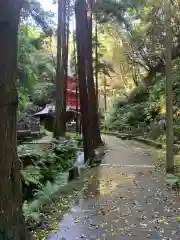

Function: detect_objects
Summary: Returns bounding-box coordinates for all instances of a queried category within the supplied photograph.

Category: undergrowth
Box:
[104,59,180,189]
[155,149,180,189]
[19,137,82,228]
[33,168,95,239]
[104,63,180,143]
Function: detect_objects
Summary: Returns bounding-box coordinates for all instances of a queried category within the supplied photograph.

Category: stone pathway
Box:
[46,135,180,240]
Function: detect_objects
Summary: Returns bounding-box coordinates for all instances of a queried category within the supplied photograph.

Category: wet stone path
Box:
[46,135,180,240]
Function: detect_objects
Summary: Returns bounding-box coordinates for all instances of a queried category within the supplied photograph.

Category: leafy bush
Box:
[23,200,42,227]
[73,135,83,149]
[166,174,180,190]
[128,87,149,103]
[23,171,74,228]
[21,138,80,227]
[105,101,147,131]
[104,64,180,142]
[21,165,43,187]
[21,138,78,200]
[126,104,146,125]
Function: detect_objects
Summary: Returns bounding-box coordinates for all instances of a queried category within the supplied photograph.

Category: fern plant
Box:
[34,181,58,201]
[23,200,41,224]
[21,165,43,187]
[166,174,180,189]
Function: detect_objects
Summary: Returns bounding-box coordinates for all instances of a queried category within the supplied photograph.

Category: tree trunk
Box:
[75,0,94,162]
[0,1,29,239]
[54,0,66,138]
[72,32,80,133]
[63,0,70,133]
[95,15,99,102]
[165,0,174,172]
[104,77,107,112]
[86,0,102,148]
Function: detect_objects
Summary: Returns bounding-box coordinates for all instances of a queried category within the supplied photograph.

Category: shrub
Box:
[21,138,78,201]
[128,87,149,103]
[21,138,80,228]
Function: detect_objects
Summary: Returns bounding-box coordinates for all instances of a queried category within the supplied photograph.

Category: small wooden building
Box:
[33,104,80,132]
[33,75,81,132]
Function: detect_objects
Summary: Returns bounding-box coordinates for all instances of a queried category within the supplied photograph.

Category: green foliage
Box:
[94,0,180,94]
[18,26,38,91]
[105,56,180,142]
[166,174,180,190]
[129,87,149,103]
[23,200,42,225]
[17,26,55,113]
[17,0,56,114]
[21,139,78,192]
[34,181,58,201]
[21,165,43,187]
[32,82,55,105]
[23,170,79,228]
[22,0,55,34]
[94,0,126,24]
[105,101,146,131]
[21,138,80,227]
[73,135,83,149]
[23,173,68,226]
[18,87,30,114]
[69,31,114,82]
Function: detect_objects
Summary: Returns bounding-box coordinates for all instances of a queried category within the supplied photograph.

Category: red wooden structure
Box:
[33,75,81,131]
[66,76,80,111]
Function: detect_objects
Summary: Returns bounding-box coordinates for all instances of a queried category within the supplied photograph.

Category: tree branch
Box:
[126,53,149,71]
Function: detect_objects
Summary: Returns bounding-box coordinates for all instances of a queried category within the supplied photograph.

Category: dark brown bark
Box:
[95,17,99,100]
[72,32,80,133]
[75,0,94,162]
[63,0,69,80]
[62,0,70,133]
[54,0,66,138]
[86,0,102,148]
[75,84,79,133]
[0,1,29,239]
[165,0,174,172]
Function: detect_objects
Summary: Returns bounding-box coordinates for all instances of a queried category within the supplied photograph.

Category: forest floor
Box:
[40,135,180,240]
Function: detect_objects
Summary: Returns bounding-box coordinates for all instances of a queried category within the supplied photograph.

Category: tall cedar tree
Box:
[75,0,95,162]
[86,0,102,148]
[165,0,174,172]
[0,1,29,239]
[95,15,99,101]
[63,0,70,132]
[54,0,67,138]
[72,31,80,133]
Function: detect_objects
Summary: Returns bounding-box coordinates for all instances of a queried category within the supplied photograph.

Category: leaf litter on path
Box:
[36,136,180,239]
